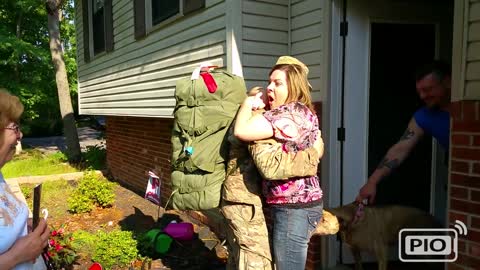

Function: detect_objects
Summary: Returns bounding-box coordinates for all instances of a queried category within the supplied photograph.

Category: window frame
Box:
[134,0,205,40]
[88,0,106,57]
[82,0,114,62]
[145,0,184,33]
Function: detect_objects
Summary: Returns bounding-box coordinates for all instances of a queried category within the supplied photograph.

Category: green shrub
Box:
[48,151,68,163]
[71,230,96,258]
[67,192,94,213]
[67,171,115,213]
[93,230,138,270]
[82,144,106,170]
[72,230,138,270]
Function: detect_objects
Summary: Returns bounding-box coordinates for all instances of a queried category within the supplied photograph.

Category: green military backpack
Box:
[170,68,247,210]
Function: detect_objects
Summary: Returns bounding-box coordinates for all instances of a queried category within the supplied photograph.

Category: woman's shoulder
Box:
[264,102,318,134]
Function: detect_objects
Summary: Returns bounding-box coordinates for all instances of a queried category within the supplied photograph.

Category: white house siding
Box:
[453,0,480,100]
[466,0,480,99]
[75,0,227,117]
[290,0,325,102]
[240,0,326,103]
[241,0,289,90]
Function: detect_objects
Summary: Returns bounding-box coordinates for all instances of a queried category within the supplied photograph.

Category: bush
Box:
[71,230,96,257]
[72,230,139,270]
[48,151,69,163]
[93,230,138,269]
[67,171,116,213]
[82,144,106,170]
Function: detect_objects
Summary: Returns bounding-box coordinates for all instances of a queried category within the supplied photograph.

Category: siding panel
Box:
[466,62,480,80]
[290,0,324,96]
[243,27,288,43]
[291,24,322,42]
[465,81,480,97]
[241,0,289,89]
[79,3,227,77]
[291,7,322,29]
[470,1,480,21]
[243,14,288,31]
[469,22,480,41]
[243,41,288,56]
[467,42,480,60]
[243,1,288,17]
[291,37,323,55]
[76,0,228,116]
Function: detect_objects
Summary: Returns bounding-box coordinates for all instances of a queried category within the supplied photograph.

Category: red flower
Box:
[51,230,58,236]
[49,239,56,246]
[55,243,63,252]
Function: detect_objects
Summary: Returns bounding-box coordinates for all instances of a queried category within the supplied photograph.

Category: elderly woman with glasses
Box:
[0,89,50,269]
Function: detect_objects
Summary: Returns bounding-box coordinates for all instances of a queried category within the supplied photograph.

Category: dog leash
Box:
[351,202,365,225]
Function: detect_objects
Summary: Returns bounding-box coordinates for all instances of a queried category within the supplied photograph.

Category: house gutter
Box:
[288,0,291,54]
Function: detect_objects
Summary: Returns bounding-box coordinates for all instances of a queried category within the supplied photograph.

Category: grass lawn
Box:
[20,179,75,218]
[2,149,79,178]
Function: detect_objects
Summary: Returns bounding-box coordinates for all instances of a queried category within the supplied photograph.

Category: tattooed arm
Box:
[356,117,424,204]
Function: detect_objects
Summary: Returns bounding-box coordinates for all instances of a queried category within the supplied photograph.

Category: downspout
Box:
[288,0,291,55]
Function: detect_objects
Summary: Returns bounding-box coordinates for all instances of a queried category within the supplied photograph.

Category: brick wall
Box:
[106,116,174,200]
[106,101,324,269]
[449,100,480,269]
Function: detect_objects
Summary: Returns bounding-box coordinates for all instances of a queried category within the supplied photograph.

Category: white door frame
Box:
[326,0,451,267]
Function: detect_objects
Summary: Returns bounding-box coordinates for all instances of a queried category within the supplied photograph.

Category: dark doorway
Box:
[368,23,436,211]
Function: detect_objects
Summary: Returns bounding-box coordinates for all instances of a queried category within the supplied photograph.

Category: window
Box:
[92,0,105,54]
[134,0,205,40]
[82,0,114,62]
[152,1,180,26]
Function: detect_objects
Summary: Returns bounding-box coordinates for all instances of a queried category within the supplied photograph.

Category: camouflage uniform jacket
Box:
[222,129,319,205]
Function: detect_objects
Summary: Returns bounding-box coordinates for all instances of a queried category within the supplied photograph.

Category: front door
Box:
[329,0,453,265]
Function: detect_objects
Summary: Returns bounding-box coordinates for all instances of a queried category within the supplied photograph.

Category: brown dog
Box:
[326,203,440,270]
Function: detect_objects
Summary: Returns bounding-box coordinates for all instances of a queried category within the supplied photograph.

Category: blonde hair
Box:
[269,64,314,112]
[0,89,24,145]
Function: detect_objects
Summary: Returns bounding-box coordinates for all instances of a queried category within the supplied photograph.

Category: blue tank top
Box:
[413,107,450,149]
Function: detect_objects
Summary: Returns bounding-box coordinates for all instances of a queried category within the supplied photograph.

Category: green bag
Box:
[170,69,247,210]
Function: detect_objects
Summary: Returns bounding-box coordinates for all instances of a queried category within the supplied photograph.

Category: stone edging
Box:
[6,170,105,184]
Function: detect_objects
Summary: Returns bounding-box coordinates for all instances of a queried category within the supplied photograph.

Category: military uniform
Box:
[222,129,319,270]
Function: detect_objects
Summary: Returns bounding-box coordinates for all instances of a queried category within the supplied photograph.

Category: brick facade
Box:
[106,102,324,269]
[449,101,480,269]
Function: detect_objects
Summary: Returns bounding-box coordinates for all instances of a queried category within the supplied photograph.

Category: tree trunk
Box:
[14,10,22,81]
[46,2,81,163]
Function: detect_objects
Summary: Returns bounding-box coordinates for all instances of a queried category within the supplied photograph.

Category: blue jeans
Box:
[271,202,323,270]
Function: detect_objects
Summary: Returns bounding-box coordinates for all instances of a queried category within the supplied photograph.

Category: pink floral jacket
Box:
[261,102,323,205]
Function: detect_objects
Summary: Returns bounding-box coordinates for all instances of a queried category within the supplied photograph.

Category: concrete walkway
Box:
[5,178,28,205]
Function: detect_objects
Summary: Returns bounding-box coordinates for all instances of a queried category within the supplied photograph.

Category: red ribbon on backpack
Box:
[200,72,218,93]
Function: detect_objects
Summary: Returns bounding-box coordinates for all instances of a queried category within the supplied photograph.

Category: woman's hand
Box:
[1,218,50,268]
[243,92,265,111]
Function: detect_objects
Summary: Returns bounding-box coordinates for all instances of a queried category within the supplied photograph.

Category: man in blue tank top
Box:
[356,61,451,204]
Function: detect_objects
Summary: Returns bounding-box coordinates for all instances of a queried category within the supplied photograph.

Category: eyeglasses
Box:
[4,124,21,134]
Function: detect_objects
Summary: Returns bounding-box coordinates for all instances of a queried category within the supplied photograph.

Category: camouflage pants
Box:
[222,202,273,270]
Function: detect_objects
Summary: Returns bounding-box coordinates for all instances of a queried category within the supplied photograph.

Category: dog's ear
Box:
[326,203,357,223]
